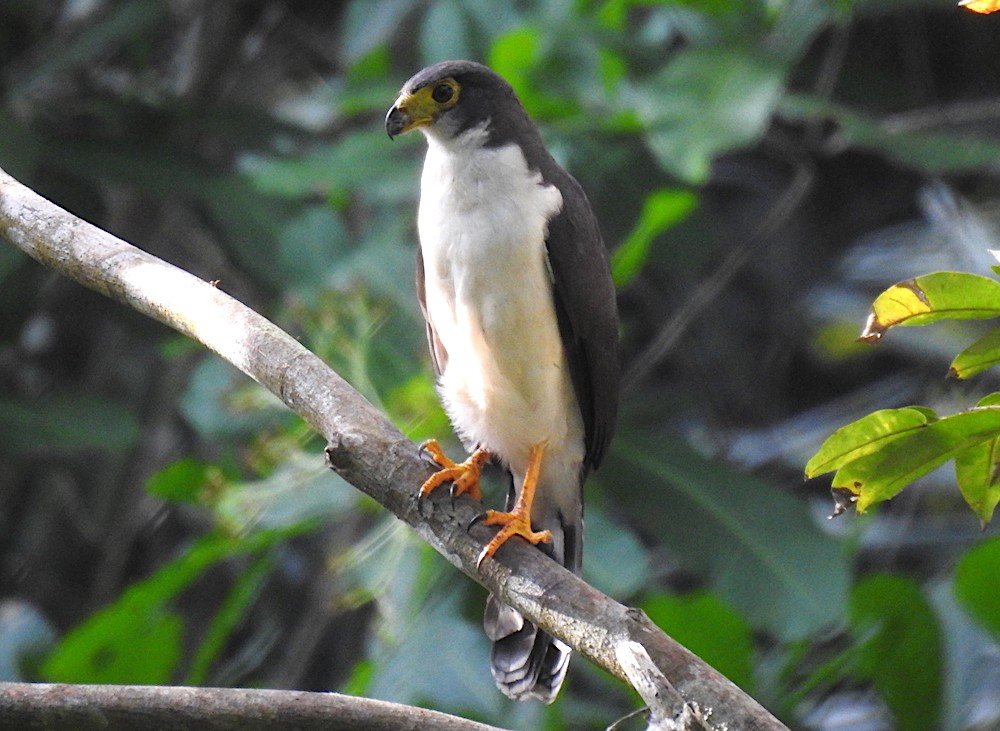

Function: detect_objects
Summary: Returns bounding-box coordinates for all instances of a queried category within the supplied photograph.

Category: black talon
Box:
[418,439,447,467]
[415,488,430,517]
[468,511,488,533]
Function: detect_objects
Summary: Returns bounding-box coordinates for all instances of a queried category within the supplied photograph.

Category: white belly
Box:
[417,133,585,488]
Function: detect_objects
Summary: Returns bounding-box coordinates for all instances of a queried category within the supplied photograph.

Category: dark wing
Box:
[544,172,619,473]
[415,248,448,377]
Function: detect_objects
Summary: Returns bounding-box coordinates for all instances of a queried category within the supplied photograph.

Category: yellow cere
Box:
[393,78,461,133]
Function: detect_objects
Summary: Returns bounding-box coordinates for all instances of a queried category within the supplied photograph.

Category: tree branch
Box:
[0,683,511,731]
[0,167,789,730]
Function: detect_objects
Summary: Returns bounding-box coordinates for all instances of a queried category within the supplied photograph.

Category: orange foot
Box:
[476,441,551,568]
[418,439,489,507]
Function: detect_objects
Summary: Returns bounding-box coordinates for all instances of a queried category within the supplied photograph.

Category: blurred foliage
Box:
[849,574,943,731]
[2,1,1000,729]
[955,536,1000,641]
[42,527,306,685]
[643,590,755,691]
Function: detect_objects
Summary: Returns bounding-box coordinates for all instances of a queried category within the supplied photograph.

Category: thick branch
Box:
[0,683,510,731]
[0,167,789,730]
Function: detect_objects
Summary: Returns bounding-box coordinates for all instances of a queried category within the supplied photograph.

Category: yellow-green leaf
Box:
[949,325,1000,379]
[831,407,1000,512]
[954,439,1000,524]
[953,393,1000,523]
[976,392,1000,407]
[859,272,1000,343]
[805,407,938,479]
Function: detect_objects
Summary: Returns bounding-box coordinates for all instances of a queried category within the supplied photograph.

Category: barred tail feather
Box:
[482,476,582,703]
[484,596,571,703]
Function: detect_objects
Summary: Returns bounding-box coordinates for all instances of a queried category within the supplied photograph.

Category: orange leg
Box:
[418,439,489,503]
[476,440,552,568]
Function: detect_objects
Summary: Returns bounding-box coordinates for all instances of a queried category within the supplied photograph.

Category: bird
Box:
[385,60,619,703]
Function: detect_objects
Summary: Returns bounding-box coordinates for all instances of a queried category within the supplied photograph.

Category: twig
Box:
[881,97,1000,134]
[616,641,714,730]
[0,167,789,730]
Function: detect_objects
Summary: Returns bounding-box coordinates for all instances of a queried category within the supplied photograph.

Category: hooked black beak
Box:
[385,89,436,139]
[385,104,408,139]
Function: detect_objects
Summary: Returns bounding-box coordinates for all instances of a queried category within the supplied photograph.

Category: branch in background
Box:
[882,97,1000,134]
[0,683,511,731]
[0,167,789,730]
[621,164,814,395]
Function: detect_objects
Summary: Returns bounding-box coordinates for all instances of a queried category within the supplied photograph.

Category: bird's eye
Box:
[432,83,454,104]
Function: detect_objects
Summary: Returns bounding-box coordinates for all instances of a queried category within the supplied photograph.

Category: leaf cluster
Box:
[808,270,1000,523]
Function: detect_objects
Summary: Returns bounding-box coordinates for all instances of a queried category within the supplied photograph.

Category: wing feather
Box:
[543,172,619,472]
[415,248,448,377]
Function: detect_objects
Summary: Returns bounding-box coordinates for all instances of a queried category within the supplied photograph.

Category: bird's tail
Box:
[482,474,582,703]
[484,595,572,703]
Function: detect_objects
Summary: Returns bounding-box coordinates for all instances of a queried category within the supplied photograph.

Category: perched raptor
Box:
[385,60,619,703]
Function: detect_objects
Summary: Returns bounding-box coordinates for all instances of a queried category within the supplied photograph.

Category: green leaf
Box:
[611,188,698,287]
[850,575,941,731]
[145,458,216,505]
[42,529,304,684]
[949,324,1000,379]
[489,27,539,87]
[42,535,231,684]
[643,591,754,691]
[954,537,1000,640]
[607,434,850,639]
[957,448,1000,524]
[831,407,1000,512]
[805,407,938,478]
[45,609,184,686]
[953,398,1000,523]
[488,28,550,117]
[859,272,1000,344]
[597,48,628,94]
[633,45,786,183]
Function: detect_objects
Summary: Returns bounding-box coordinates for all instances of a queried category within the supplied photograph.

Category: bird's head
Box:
[385,60,523,145]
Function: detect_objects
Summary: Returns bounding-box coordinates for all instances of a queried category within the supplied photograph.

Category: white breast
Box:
[417,126,585,489]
